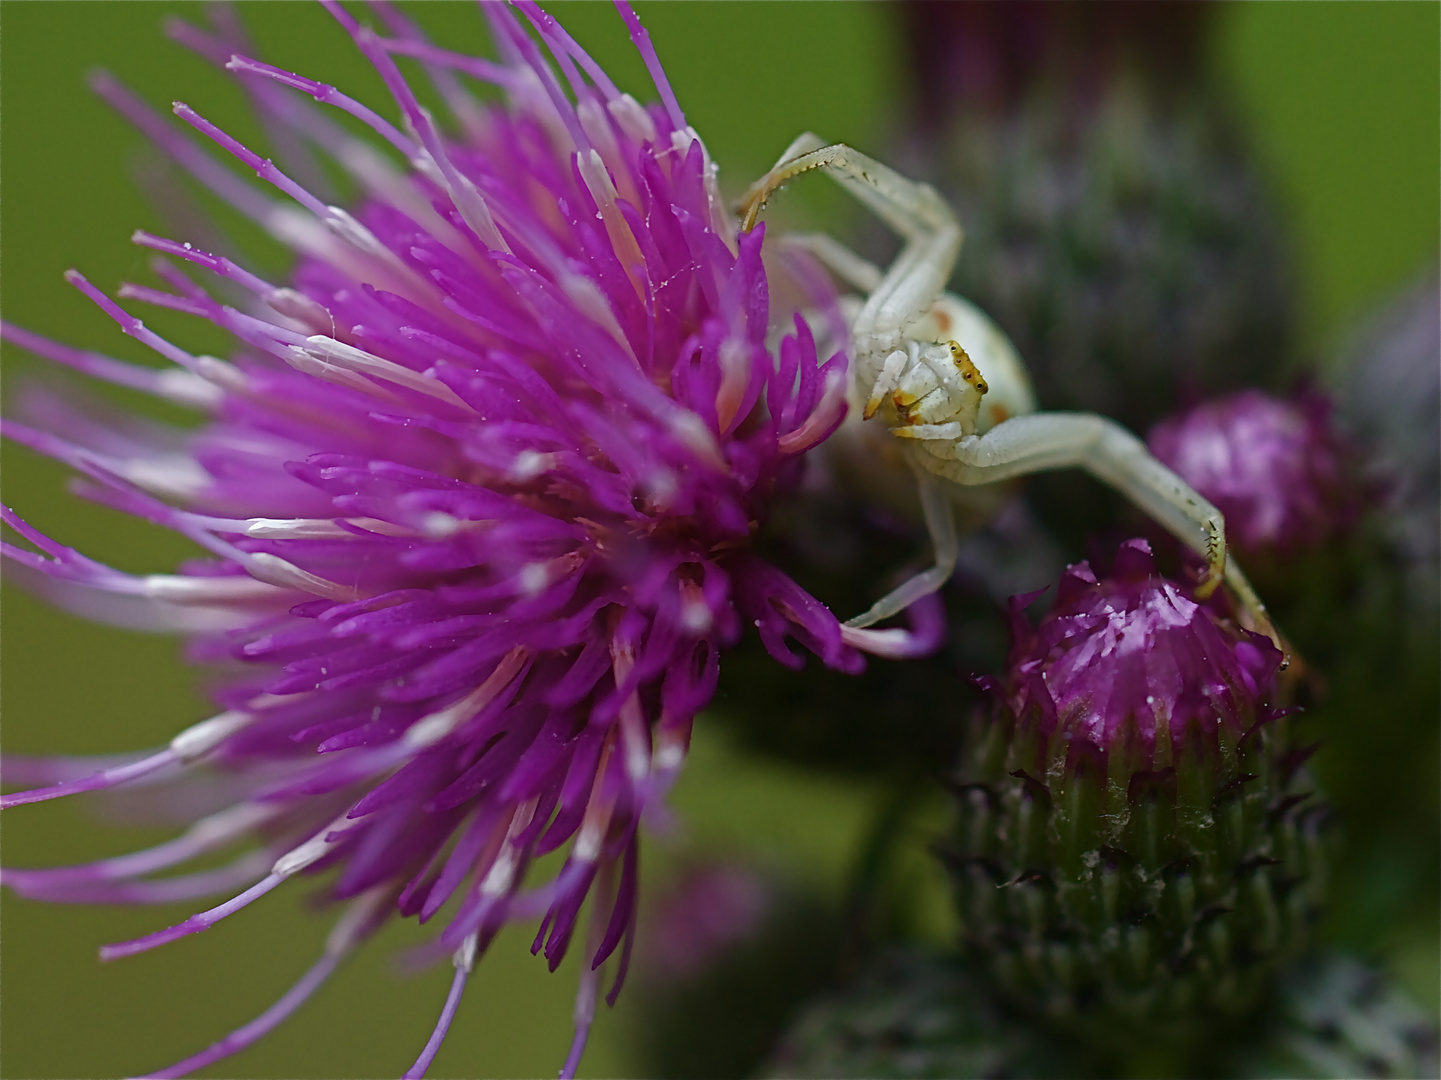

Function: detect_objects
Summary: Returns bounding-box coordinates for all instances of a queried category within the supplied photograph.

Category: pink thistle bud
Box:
[1148,389,1361,558]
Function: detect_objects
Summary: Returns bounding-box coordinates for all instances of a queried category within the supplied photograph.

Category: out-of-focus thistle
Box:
[1144,386,1371,673]
[764,948,1441,1080]
[1239,953,1441,1080]
[640,863,772,984]
[945,540,1326,1059]
[0,4,899,1076]
[1332,271,1441,615]
[1148,389,1360,564]
[897,1,1295,434]
[631,863,847,1080]
[764,949,1069,1080]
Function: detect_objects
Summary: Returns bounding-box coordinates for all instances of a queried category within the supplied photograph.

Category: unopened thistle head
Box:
[948,540,1326,1056]
[0,5,900,1076]
[1147,389,1360,559]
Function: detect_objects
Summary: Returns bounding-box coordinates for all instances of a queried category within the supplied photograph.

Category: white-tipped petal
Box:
[403,646,530,750]
[143,573,287,605]
[302,336,469,408]
[245,552,359,601]
[272,813,365,878]
[170,710,254,760]
[607,93,657,144]
[154,369,226,409]
[191,354,250,394]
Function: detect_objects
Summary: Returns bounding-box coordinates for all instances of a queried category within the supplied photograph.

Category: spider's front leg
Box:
[738,135,961,366]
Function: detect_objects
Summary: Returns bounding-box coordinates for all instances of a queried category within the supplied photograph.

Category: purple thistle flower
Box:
[0,5,908,1075]
[1147,389,1360,558]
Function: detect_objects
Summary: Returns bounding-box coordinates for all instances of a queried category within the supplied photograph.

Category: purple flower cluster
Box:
[993,538,1283,757]
[1147,389,1359,557]
[0,5,897,1075]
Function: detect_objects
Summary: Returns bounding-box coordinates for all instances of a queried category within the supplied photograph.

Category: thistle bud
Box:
[945,540,1327,1052]
[1147,389,1361,561]
[1146,388,1377,670]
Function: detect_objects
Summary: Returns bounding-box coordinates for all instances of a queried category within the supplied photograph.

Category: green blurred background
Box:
[1,3,1435,1077]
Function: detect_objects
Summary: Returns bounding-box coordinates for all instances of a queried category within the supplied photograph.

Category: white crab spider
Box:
[740,134,1277,645]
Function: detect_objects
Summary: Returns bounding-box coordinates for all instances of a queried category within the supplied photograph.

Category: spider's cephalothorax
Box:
[871,340,987,432]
